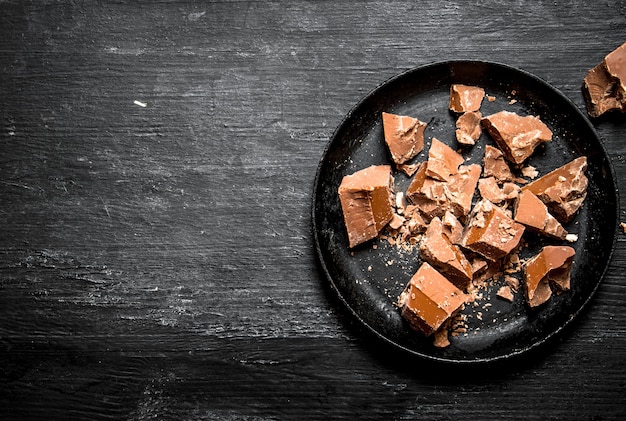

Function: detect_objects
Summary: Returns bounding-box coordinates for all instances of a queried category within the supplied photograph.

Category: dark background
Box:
[1,1,625,420]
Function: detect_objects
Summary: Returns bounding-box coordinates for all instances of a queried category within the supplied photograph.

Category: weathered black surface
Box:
[1,1,625,420]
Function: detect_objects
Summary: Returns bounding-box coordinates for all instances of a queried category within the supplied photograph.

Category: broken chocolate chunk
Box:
[449,84,485,113]
[583,41,626,118]
[398,262,467,336]
[522,157,588,222]
[338,165,394,248]
[481,111,553,164]
[455,111,482,146]
[382,112,427,165]
[441,211,464,245]
[406,162,480,221]
[483,145,514,183]
[514,190,568,240]
[523,245,575,307]
[478,177,506,204]
[426,138,464,181]
[462,199,525,261]
[420,217,473,290]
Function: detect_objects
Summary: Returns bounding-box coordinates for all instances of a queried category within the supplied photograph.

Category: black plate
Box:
[312,61,618,363]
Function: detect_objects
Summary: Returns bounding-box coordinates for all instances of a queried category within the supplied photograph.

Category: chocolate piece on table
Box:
[514,190,567,240]
[426,138,464,181]
[398,262,467,336]
[462,199,525,261]
[522,157,588,222]
[481,111,553,164]
[449,84,485,113]
[455,111,482,146]
[523,246,575,308]
[382,112,427,165]
[338,165,394,248]
[483,145,514,183]
[582,41,626,117]
[420,217,473,290]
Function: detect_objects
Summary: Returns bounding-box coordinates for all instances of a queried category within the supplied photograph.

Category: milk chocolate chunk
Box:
[514,190,567,240]
[447,164,482,218]
[478,177,506,204]
[449,84,485,113]
[406,163,480,221]
[583,42,626,117]
[483,145,514,183]
[442,211,464,245]
[462,199,525,261]
[382,112,427,165]
[522,157,588,222]
[481,111,553,164]
[455,111,482,146]
[478,177,519,204]
[338,165,394,248]
[426,138,464,181]
[420,217,473,290]
[398,262,467,336]
[523,246,575,307]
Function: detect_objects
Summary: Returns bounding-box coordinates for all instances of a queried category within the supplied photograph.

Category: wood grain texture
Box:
[1,0,625,419]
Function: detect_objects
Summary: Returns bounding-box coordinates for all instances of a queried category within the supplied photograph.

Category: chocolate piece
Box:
[478,177,505,204]
[338,165,394,248]
[448,164,482,218]
[426,138,464,181]
[523,246,575,307]
[406,163,480,221]
[382,112,427,165]
[420,217,473,290]
[398,262,467,336]
[478,177,520,204]
[455,111,482,146]
[481,111,553,164]
[449,84,485,113]
[462,199,525,261]
[442,211,463,245]
[583,42,626,117]
[483,145,514,183]
[522,157,588,222]
[514,190,567,240]
[496,285,514,302]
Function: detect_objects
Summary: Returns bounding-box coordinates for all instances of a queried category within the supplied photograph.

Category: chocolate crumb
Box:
[496,285,514,302]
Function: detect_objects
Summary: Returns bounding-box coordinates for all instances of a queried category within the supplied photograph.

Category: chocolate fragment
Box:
[406,162,481,221]
[449,84,485,113]
[398,262,467,336]
[582,42,626,118]
[514,190,567,239]
[426,138,464,181]
[523,246,575,307]
[478,177,506,204]
[483,145,514,183]
[496,285,514,302]
[441,211,464,245]
[338,165,394,248]
[420,217,473,290]
[382,112,427,165]
[481,111,553,164]
[455,111,482,146]
[522,157,588,222]
[462,199,525,261]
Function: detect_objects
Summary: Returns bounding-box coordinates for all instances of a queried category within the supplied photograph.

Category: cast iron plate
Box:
[312,61,618,363]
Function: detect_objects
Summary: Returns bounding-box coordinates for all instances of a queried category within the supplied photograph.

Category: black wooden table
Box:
[1,1,625,420]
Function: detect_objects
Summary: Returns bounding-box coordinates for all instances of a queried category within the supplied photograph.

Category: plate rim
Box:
[311,59,619,364]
